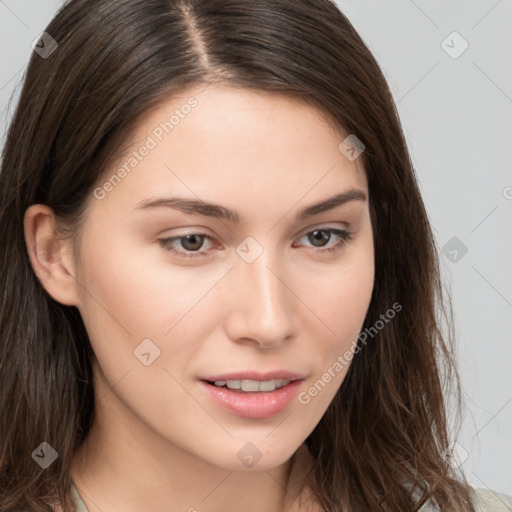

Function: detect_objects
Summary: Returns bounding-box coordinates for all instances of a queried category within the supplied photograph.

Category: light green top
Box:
[69,481,88,512]
[69,481,512,511]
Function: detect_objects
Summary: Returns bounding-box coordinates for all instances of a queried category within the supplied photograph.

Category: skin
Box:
[24,84,374,512]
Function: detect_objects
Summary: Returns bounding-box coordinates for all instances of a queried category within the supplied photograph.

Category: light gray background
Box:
[1,0,511,496]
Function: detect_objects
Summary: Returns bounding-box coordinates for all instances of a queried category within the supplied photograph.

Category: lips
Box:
[199,370,305,419]
[200,379,303,419]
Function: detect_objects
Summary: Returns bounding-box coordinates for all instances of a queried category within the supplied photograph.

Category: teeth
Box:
[213,379,291,392]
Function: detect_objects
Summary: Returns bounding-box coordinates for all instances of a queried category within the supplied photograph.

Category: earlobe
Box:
[23,204,81,307]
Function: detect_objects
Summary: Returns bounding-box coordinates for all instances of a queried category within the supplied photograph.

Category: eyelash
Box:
[158,227,354,259]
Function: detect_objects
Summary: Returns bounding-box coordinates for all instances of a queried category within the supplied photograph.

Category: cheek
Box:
[74,235,223,433]
[299,233,374,405]
[310,236,374,345]
[295,255,374,416]
[76,227,217,335]
[74,230,227,393]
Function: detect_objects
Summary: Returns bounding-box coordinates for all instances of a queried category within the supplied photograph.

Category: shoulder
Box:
[471,487,512,512]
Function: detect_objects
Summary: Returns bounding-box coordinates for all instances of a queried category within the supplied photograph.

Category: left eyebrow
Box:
[296,188,367,220]
[133,188,367,223]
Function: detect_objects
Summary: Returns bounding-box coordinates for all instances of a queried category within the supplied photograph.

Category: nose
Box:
[224,247,296,349]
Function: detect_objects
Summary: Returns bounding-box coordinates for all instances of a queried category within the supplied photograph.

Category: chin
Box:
[195,437,300,472]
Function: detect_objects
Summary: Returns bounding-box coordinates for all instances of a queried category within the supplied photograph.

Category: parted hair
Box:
[0,0,475,510]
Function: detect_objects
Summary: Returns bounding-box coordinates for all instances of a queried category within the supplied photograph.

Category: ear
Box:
[23,204,81,306]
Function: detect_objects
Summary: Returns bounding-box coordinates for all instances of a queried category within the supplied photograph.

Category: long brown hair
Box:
[0,0,475,510]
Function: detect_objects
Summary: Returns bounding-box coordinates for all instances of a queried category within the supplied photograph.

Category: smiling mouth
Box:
[203,378,292,393]
[200,377,303,418]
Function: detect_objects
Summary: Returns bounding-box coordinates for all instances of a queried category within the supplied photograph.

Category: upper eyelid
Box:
[298,223,351,236]
[166,223,349,238]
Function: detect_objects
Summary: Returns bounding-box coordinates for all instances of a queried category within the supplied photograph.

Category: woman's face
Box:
[70,84,374,470]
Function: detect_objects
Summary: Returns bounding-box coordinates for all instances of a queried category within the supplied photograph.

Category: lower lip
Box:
[199,379,303,419]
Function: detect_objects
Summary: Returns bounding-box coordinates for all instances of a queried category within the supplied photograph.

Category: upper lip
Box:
[201,371,305,382]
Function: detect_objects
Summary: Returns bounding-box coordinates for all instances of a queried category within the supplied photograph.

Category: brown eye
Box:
[296,227,353,254]
[307,229,332,247]
[179,234,207,251]
[159,233,214,258]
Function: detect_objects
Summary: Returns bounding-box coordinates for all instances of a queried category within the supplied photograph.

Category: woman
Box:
[0,0,510,510]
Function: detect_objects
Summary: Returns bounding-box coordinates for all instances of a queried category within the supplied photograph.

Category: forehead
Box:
[119,83,357,165]
[92,84,368,220]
